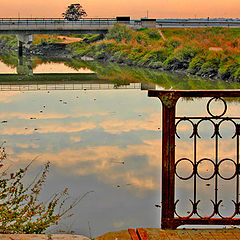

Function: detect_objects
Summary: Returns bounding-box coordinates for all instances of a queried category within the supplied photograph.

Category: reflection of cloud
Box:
[100,113,161,134]
[176,139,236,160]
[1,121,96,135]
[12,139,161,193]
[70,136,82,142]
[15,143,39,149]
[0,111,108,120]
[0,92,22,103]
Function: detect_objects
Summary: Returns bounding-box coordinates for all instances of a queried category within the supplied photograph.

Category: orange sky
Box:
[0,0,239,19]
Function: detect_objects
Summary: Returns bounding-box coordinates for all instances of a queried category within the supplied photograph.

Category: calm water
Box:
[0,56,240,237]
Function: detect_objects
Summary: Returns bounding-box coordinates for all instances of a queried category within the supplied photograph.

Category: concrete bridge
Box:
[1,17,240,56]
[0,18,240,35]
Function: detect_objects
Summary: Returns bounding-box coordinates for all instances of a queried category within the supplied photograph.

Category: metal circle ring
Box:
[217,158,237,180]
[175,158,194,180]
[206,97,227,118]
[196,158,216,180]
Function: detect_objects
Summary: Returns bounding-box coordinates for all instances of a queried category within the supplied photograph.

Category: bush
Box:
[218,59,239,80]
[145,28,161,40]
[234,67,240,81]
[163,38,182,49]
[188,55,206,74]
[106,24,134,43]
[138,48,170,67]
[0,145,91,234]
[199,51,223,76]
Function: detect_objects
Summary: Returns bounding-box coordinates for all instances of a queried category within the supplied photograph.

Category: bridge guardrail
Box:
[148,90,240,229]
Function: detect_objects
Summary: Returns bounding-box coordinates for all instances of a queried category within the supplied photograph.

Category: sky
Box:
[0,0,240,19]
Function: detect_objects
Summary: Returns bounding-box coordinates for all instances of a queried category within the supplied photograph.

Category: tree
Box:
[62,3,87,21]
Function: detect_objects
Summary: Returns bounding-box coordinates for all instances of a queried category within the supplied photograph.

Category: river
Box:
[0,55,240,237]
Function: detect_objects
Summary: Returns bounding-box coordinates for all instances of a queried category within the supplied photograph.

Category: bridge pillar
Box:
[17,56,33,76]
[16,34,33,57]
[18,41,23,57]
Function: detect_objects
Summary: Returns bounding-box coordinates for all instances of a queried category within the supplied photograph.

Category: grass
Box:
[67,24,240,81]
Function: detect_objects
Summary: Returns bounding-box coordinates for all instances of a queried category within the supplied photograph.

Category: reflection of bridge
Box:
[0,79,155,91]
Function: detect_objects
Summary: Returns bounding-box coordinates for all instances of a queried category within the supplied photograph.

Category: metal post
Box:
[160,95,179,229]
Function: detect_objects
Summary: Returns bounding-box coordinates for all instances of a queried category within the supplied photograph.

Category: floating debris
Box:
[63,102,67,104]
[1,120,7,123]
[155,204,161,208]
[111,161,124,164]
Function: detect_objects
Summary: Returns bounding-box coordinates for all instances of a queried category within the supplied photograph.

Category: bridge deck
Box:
[0,18,240,34]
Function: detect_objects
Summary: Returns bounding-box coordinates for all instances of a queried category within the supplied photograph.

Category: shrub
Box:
[106,24,134,43]
[0,145,92,234]
[199,51,223,76]
[163,38,182,49]
[188,55,206,74]
[234,67,240,81]
[145,28,161,40]
[218,59,239,80]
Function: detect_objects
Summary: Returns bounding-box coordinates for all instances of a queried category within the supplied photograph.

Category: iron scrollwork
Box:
[175,97,240,221]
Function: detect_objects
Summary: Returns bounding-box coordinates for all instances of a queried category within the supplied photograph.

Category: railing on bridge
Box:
[148,90,240,229]
[0,82,142,91]
[0,18,240,29]
[0,18,117,26]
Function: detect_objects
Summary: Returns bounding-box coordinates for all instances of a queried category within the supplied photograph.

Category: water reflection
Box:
[0,55,239,236]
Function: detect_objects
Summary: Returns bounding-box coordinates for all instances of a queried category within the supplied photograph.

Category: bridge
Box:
[0,18,240,35]
[1,17,240,56]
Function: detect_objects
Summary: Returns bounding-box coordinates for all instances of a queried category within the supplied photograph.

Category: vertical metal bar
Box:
[161,99,178,229]
[236,126,239,207]
[193,125,197,211]
[215,127,219,213]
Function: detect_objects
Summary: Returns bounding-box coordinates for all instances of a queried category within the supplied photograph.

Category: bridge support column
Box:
[18,41,23,57]
[16,34,33,57]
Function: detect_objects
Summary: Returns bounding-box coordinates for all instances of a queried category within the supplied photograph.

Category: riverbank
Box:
[0,26,240,81]
[67,25,240,81]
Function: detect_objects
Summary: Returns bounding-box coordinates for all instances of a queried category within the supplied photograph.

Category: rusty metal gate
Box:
[148,90,240,229]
